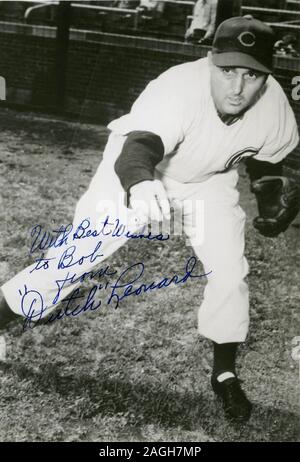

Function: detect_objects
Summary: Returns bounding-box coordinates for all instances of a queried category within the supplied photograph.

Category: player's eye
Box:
[245,71,258,80]
[221,67,235,76]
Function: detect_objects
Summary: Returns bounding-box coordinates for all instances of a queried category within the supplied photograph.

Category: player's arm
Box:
[245,156,300,238]
[245,90,300,237]
[245,157,284,182]
[114,130,170,221]
[114,130,164,192]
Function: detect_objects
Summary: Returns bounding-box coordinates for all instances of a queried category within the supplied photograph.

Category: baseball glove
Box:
[251,176,300,237]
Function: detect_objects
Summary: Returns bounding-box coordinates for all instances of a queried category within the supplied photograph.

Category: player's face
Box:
[209,61,268,116]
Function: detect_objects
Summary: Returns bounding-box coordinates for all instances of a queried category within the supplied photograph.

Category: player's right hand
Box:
[129,179,171,222]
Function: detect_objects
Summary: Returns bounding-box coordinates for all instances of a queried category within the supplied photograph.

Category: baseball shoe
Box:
[211,374,252,422]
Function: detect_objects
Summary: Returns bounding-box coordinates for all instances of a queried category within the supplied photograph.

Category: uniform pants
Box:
[1,134,249,343]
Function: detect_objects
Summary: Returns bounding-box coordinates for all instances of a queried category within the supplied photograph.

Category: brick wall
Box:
[0,21,299,175]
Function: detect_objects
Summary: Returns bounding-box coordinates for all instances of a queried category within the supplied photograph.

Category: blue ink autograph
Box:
[30,216,169,254]
[19,284,102,330]
[29,240,105,273]
[20,257,212,330]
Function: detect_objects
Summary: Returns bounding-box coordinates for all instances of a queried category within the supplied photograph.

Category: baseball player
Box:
[0,16,299,422]
[185,0,218,44]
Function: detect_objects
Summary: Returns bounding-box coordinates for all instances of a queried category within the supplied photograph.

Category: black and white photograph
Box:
[0,0,299,446]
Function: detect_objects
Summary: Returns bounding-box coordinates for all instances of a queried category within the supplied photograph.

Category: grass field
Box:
[0,108,299,442]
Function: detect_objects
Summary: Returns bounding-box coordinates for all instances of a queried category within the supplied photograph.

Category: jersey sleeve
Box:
[107,68,191,155]
[254,86,299,164]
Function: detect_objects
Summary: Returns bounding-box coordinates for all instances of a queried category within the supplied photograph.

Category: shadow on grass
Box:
[0,360,299,442]
[0,108,108,150]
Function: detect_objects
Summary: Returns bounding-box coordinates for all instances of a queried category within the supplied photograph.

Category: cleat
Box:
[211,375,252,422]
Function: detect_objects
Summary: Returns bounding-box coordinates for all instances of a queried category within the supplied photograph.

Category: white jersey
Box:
[108,57,299,183]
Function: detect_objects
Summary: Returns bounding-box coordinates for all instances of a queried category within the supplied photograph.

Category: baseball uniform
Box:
[1,56,298,343]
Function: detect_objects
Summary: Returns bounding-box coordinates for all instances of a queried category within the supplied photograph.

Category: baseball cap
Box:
[212,16,275,74]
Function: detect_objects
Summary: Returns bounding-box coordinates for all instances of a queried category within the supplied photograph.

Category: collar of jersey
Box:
[217,112,244,126]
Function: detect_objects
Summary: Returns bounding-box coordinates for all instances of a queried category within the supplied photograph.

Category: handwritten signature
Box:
[30,215,169,254]
[20,257,212,330]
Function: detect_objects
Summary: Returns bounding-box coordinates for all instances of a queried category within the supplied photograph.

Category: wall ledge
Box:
[0,21,299,70]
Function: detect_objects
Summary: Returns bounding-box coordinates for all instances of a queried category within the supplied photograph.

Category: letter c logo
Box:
[238,31,256,47]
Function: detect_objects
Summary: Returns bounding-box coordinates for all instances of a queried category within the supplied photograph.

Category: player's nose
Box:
[231,75,244,95]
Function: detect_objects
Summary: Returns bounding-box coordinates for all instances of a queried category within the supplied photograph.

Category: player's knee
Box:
[207,259,249,292]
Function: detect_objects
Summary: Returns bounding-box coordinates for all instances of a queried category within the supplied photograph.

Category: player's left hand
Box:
[251,175,300,237]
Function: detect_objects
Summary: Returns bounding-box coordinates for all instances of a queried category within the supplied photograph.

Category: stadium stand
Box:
[0,0,299,47]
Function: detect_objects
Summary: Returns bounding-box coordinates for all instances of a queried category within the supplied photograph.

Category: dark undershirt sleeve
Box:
[114,130,164,192]
[245,157,284,183]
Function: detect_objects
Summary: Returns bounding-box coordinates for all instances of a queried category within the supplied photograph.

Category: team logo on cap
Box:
[237,31,256,47]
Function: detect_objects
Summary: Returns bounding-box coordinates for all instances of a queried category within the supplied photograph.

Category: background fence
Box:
[0,1,300,176]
